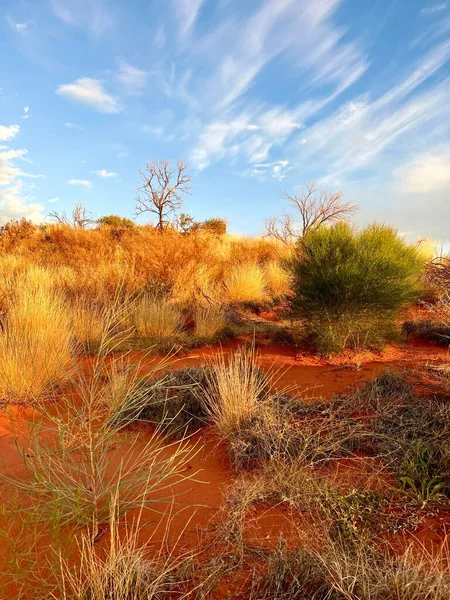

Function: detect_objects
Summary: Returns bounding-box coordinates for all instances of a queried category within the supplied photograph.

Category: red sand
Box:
[0,338,449,597]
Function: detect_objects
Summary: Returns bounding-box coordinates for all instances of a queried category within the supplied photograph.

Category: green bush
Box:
[290,223,424,354]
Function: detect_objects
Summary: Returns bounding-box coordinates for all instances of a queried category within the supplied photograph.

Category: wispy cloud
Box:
[191,107,303,170]
[22,106,31,120]
[0,124,20,142]
[56,78,122,113]
[421,2,449,15]
[48,197,60,203]
[176,0,205,39]
[116,60,149,95]
[93,169,118,178]
[246,160,291,181]
[52,0,113,36]
[67,179,92,188]
[64,122,84,130]
[287,41,450,182]
[14,21,31,32]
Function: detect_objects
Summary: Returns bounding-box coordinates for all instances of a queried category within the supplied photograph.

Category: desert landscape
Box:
[2,0,450,597]
[0,177,449,598]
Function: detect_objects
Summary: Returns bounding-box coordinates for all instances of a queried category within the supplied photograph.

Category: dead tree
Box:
[265,182,358,243]
[135,160,191,231]
[48,202,94,228]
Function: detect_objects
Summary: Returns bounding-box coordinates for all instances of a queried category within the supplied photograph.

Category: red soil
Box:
[0,338,448,597]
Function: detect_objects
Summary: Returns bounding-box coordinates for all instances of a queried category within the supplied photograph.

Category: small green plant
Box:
[290,222,424,354]
[398,440,447,506]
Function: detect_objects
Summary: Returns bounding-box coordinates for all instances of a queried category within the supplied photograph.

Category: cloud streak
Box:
[56,78,122,113]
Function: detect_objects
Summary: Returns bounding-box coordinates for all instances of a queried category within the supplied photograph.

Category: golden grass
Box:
[69,299,104,349]
[130,294,183,339]
[225,262,267,303]
[264,260,291,298]
[0,270,73,400]
[202,346,266,436]
[194,304,226,339]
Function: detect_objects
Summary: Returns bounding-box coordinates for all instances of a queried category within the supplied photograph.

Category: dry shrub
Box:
[225,263,267,304]
[0,269,73,400]
[194,304,226,339]
[264,260,291,298]
[130,295,183,339]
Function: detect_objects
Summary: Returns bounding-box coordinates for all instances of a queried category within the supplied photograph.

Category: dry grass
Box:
[130,294,183,339]
[225,263,267,304]
[201,346,267,436]
[0,269,73,400]
[58,497,186,600]
[263,260,291,298]
[193,304,226,339]
[2,351,199,530]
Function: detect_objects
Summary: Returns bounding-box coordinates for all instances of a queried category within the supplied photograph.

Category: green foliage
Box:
[97,215,135,229]
[201,218,227,235]
[290,222,424,354]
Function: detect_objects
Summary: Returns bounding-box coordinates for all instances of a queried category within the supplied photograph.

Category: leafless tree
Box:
[135,160,192,231]
[48,202,94,228]
[265,182,358,243]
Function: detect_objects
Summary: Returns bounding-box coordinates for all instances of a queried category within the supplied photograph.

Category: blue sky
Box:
[1,0,450,239]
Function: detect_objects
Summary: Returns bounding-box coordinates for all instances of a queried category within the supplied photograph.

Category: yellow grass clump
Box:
[202,347,266,436]
[130,294,183,339]
[225,263,267,304]
[194,304,226,339]
[0,270,73,400]
[264,260,291,298]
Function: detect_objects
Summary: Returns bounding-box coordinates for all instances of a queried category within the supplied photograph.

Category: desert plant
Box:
[113,366,213,437]
[263,261,291,299]
[130,294,183,340]
[1,352,200,532]
[0,270,73,400]
[193,304,226,339]
[290,222,424,354]
[201,347,268,436]
[225,263,267,304]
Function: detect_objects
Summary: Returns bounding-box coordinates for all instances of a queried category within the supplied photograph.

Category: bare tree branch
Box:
[48,202,94,228]
[265,182,358,243]
[134,159,192,231]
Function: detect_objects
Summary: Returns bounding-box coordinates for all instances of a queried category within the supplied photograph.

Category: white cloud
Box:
[67,179,92,188]
[421,3,449,15]
[0,139,45,223]
[93,169,118,178]
[64,122,84,130]
[0,124,20,142]
[287,42,450,182]
[48,197,60,203]
[191,107,303,170]
[56,78,122,113]
[196,0,366,112]
[116,60,149,95]
[14,21,31,32]
[176,0,205,38]
[247,160,291,181]
[394,147,450,193]
[52,0,113,36]
[22,106,31,120]
[0,182,45,224]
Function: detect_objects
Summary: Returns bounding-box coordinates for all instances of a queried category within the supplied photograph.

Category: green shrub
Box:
[290,223,424,354]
